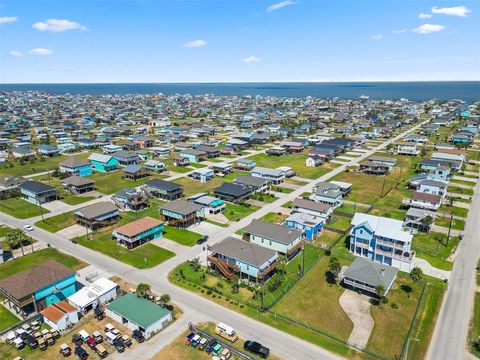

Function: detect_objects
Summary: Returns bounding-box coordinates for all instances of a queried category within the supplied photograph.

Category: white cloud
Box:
[29,48,53,56]
[392,29,407,34]
[182,39,207,48]
[418,13,433,19]
[8,50,23,57]
[242,56,260,63]
[432,6,471,17]
[32,19,87,32]
[412,24,446,34]
[267,1,295,12]
[370,34,383,40]
[0,16,18,24]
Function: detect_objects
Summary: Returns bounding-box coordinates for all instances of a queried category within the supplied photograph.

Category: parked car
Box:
[104,323,115,333]
[94,307,105,320]
[51,330,61,339]
[121,334,132,347]
[13,338,25,350]
[243,340,270,359]
[191,334,201,347]
[221,348,232,360]
[95,344,108,358]
[132,329,145,343]
[205,339,217,353]
[197,235,209,244]
[59,343,72,357]
[26,334,38,349]
[74,346,88,360]
[198,337,208,349]
[105,332,118,345]
[44,333,55,346]
[185,332,195,345]
[86,336,96,349]
[38,338,47,351]
[212,343,223,356]
[78,330,90,343]
[72,334,83,346]
[92,331,103,343]
[113,338,125,353]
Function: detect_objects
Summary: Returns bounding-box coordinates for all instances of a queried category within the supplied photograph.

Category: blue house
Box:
[38,144,60,157]
[112,216,164,249]
[59,157,93,176]
[179,149,207,163]
[208,237,278,282]
[19,180,58,204]
[285,212,324,241]
[88,153,119,172]
[0,260,77,316]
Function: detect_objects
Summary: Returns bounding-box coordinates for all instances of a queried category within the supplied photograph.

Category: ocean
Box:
[1,82,479,102]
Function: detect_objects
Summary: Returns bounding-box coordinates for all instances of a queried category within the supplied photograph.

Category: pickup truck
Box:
[243,340,270,359]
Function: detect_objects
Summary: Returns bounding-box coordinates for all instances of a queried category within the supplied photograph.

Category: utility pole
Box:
[447,213,453,247]
[380,177,386,198]
[301,243,305,276]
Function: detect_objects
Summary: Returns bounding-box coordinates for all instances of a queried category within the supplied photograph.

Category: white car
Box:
[23,225,34,231]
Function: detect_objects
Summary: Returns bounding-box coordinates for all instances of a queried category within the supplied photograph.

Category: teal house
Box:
[0,260,77,317]
[112,216,164,249]
[88,153,119,172]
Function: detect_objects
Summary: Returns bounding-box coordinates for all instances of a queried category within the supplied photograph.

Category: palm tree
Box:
[375,285,387,308]
[5,228,28,257]
[410,267,424,283]
[328,257,341,282]
[136,283,151,297]
[190,257,201,272]
[160,294,171,306]
[423,215,433,232]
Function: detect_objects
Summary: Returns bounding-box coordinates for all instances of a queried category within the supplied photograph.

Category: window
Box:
[360,229,363,235]
[269,240,272,245]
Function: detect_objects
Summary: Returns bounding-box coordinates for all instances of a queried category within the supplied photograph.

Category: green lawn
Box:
[175,174,236,197]
[259,212,288,224]
[76,233,174,269]
[251,193,278,203]
[271,186,294,194]
[163,225,203,246]
[0,225,12,237]
[87,171,154,194]
[62,195,96,205]
[35,211,77,232]
[448,185,474,196]
[245,152,339,179]
[189,162,207,169]
[0,248,87,280]
[0,305,20,332]
[439,205,469,218]
[0,155,74,176]
[224,203,259,221]
[434,214,465,231]
[326,215,352,231]
[468,293,480,358]
[412,232,458,271]
[204,219,229,227]
[0,198,50,219]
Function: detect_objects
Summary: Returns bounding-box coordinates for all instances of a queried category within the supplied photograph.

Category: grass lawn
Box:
[35,211,77,232]
[326,215,352,231]
[0,197,50,219]
[62,195,96,205]
[163,225,203,246]
[77,233,174,269]
[175,175,236,197]
[0,248,87,280]
[0,155,73,176]
[272,254,353,340]
[468,293,480,358]
[439,205,469,218]
[0,225,12,237]
[259,212,288,224]
[0,305,20,332]
[204,219,229,227]
[434,214,465,231]
[448,185,474,196]
[271,186,294,194]
[412,232,458,271]
[189,162,207,169]
[245,152,339,179]
[285,178,308,186]
[87,171,154,194]
[450,179,477,186]
[335,202,368,214]
[251,193,277,203]
[224,203,259,222]
[315,230,343,249]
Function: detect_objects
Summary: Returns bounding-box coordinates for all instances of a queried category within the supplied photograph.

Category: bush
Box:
[217,282,224,288]
[391,303,399,310]
[207,290,212,295]
[325,249,331,256]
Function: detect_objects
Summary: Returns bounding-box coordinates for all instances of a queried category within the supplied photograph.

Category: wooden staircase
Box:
[208,256,234,279]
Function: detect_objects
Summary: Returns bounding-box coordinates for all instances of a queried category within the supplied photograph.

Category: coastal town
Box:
[0,90,478,360]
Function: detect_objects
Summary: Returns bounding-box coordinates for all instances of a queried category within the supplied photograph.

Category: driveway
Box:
[413,257,451,280]
[188,221,224,237]
[339,289,374,350]
[56,224,87,239]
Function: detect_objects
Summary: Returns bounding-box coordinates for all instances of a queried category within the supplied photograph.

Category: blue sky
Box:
[0,0,479,83]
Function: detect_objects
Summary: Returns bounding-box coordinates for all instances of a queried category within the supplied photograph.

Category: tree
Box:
[328,257,341,282]
[5,229,29,257]
[422,215,433,232]
[375,285,388,308]
[190,257,201,272]
[410,266,424,283]
[136,283,151,297]
[159,294,171,306]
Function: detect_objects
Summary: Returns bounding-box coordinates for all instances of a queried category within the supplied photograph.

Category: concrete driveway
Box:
[339,289,374,350]
[56,224,87,239]
[188,221,224,237]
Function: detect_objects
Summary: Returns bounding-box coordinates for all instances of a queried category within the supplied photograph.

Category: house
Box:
[68,277,118,313]
[112,217,164,249]
[74,202,120,230]
[285,212,324,241]
[396,142,419,156]
[188,168,215,183]
[251,166,285,185]
[313,182,343,207]
[416,179,447,197]
[12,145,35,159]
[122,164,150,181]
[159,199,205,228]
[88,153,119,173]
[59,157,93,176]
[234,174,269,193]
[61,175,95,194]
[207,237,278,282]
[419,160,452,179]
[266,147,287,156]
[402,191,442,211]
[277,166,296,178]
[0,174,26,197]
[291,197,333,219]
[403,207,436,233]
[214,182,253,203]
[106,293,172,339]
[329,181,352,197]
[40,300,79,332]
[430,152,464,170]
[368,156,397,170]
[38,144,60,157]
[112,150,140,166]
[349,213,414,271]
[306,155,323,167]
[360,161,390,175]
[132,136,154,149]
[173,156,190,167]
[225,138,248,150]
[188,193,226,215]
[341,257,398,295]
[279,140,305,153]
[143,178,183,200]
[235,159,256,171]
[19,180,58,204]
[102,144,123,154]
[180,149,207,163]
[0,260,77,317]
[242,219,303,258]
[144,160,167,173]
[197,145,221,158]
[112,188,148,212]
[210,163,233,176]
[308,148,335,162]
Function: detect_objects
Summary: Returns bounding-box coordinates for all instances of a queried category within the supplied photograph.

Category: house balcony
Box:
[376,239,406,250]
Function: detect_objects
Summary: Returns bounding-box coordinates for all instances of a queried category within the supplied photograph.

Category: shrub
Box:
[207,290,212,295]
[325,249,331,256]
[391,303,399,310]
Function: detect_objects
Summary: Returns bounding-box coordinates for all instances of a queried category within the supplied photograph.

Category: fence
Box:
[188,322,255,360]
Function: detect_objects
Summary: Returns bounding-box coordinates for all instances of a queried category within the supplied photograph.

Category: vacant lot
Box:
[0,153,89,176]
[259,212,287,224]
[163,225,203,246]
[87,171,155,194]
[412,232,458,270]
[224,203,259,221]
[0,198,50,219]
[176,174,236,197]
[0,248,86,280]
[35,211,77,232]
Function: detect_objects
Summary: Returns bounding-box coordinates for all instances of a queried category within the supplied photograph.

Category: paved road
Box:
[0,121,428,360]
[427,177,480,360]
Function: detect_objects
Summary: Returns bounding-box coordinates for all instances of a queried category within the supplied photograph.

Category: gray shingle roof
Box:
[210,237,276,267]
[75,201,118,219]
[234,174,268,188]
[59,157,90,168]
[61,175,95,186]
[242,219,302,245]
[159,198,204,215]
[343,257,398,289]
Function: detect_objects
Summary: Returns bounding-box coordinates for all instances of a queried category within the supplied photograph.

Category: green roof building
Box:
[106,293,172,339]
